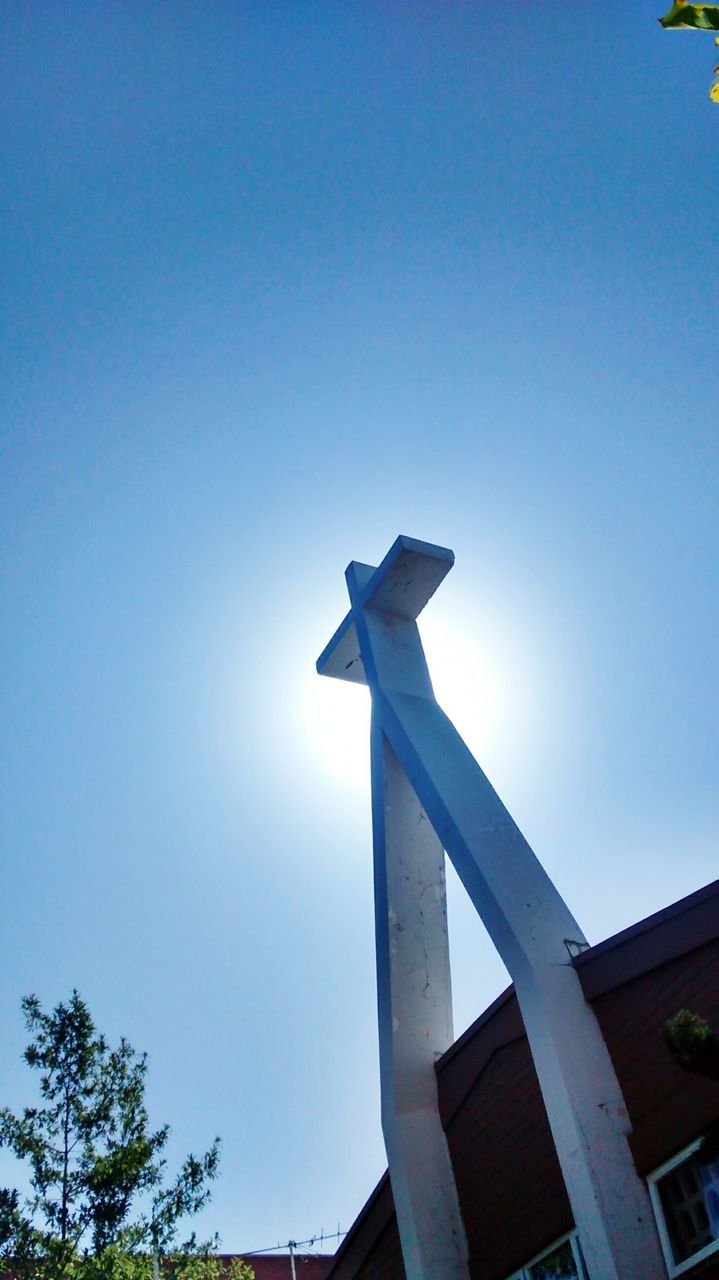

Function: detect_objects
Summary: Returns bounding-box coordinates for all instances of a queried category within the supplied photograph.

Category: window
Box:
[508,1231,584,1280]
[648,1138,719,1277]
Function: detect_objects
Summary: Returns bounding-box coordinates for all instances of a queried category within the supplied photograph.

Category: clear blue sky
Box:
[1,0,717,1256]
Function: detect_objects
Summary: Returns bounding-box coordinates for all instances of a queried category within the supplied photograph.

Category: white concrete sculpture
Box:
[317,536,664,1280]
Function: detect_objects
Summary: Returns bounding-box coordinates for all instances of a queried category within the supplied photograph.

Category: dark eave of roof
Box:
[322,1172,393,1280]
[573,878,719,999]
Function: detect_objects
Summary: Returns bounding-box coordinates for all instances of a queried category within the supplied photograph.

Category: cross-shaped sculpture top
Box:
[316,535,453,685]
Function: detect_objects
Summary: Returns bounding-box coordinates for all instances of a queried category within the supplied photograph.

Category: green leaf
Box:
[665,1009,719,1079]
[660,3,719,30]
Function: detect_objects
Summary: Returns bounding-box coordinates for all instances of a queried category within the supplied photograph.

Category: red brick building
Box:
[226,1258,332,1280]
[325,882,719,1280]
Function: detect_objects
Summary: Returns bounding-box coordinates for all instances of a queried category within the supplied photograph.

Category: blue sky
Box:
[1,0,717,1256]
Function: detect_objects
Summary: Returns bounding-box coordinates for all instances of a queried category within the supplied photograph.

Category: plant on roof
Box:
[0,991,253,1280]
[665,1008,719,1160]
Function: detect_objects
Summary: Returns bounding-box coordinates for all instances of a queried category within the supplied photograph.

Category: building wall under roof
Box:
[337,885,719,1280]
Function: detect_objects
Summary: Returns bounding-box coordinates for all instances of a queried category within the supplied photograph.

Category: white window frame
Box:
[647,1137,719,1277]
[506,1229,585,1280]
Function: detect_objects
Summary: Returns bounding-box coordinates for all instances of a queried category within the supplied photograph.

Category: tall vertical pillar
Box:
[372,719,470,1280]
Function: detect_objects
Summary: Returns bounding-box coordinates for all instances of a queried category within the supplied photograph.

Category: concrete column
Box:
[371,714,470,1280]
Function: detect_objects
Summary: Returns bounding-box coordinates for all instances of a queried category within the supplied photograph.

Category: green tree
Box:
[0,991,251,1280]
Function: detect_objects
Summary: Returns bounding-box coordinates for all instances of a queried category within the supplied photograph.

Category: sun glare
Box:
[301,667,371,790]
[420,611,513,763]
[300,602,536,793]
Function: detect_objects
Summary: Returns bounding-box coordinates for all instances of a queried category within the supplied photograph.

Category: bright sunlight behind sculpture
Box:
[301,606,538,791]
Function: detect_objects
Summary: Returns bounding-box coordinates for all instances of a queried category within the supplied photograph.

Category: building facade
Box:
[326,882,719,1280]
